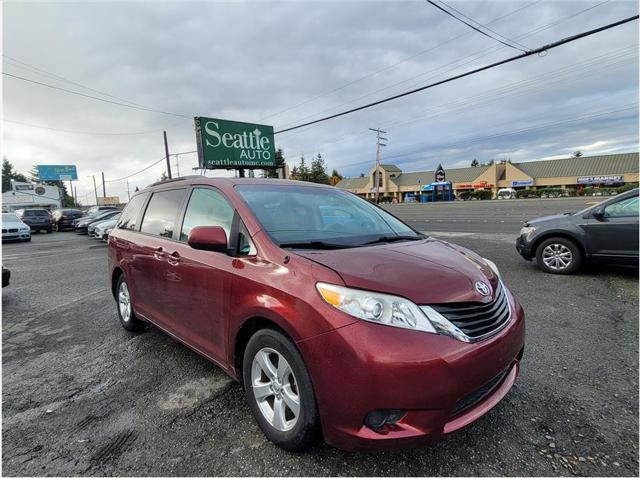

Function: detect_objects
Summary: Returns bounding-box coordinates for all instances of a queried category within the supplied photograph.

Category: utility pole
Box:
[163,131,172,179]
[126,180,131,201]
[369,128,388,203]
[101,172,106,198]
[175,155,180,177]
[92,175,98,205]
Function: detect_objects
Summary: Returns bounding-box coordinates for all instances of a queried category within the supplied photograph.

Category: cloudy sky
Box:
[3,0,638,203]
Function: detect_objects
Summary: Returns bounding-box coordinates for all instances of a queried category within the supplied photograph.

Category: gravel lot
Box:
[3,198,638,476]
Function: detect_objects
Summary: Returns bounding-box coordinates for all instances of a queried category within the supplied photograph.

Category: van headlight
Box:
[519,225,536,241]
[316,282,436,333]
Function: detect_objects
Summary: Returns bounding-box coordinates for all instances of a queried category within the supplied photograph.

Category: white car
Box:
[2,213,31,242]
[93,217,119,240]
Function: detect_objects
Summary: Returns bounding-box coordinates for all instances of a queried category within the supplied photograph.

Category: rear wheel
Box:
[535,237,582,274]
[243,329,319,451]
[116,275,144,332]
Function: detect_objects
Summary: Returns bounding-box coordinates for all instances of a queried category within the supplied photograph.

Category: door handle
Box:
[168,251,180,266]
[153,247,165,260]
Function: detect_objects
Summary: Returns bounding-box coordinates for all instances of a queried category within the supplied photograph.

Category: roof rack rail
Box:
[147,175,202,188]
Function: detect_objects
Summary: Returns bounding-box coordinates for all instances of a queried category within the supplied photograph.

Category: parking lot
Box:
[2,198,638,476]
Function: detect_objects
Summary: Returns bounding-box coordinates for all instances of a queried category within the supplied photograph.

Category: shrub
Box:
[537,188,567,198]
[458,191,472,201]
[473,190,492,200]
[516,189,539,199]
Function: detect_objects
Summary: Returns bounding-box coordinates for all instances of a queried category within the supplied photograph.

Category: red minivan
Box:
[108,177,525,451]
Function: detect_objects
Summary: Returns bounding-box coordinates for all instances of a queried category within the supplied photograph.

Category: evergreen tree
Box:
[470,159,480,167]
[309,153,330,184]
[264,148,286,178]
[158,171,168,182]
[572,150,583,158]
[290,165,299,180]
[297,155,310,182]
[2,157,27,192]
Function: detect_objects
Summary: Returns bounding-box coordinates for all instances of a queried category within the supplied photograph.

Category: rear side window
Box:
[118,193,149,231]
[180,188,234,241]
[140,189,186,238]
[604,195,639,218]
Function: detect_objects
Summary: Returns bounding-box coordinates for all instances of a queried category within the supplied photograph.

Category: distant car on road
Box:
[497,188,516,199]
[2,266,10,287]
[75,209,120,235]
[2,213,31,242]
[15,208,53,233]
[52,208,84,231]
[516,188,639,274]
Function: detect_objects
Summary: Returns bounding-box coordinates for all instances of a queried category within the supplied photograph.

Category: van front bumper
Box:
[298,288,525,451]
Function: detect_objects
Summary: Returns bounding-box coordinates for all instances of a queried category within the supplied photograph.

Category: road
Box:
[382,196,597,234]
[2,200,638,476]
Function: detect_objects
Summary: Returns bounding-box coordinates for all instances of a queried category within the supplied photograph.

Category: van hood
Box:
[295,237,499,305]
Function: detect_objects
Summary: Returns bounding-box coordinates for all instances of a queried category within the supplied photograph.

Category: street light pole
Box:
[91,175,98,205]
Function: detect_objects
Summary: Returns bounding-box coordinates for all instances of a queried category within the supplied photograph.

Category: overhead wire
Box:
[426,0,529,52]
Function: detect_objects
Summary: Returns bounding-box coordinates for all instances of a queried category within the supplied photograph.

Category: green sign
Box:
[194,117,276,169]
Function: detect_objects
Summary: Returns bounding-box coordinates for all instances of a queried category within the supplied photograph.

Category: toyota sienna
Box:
[108,177,525,451]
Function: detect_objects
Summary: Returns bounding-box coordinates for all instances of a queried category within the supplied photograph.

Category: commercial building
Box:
[335,152,639,201]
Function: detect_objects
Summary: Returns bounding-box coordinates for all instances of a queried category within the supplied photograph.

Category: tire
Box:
[115,274,145,332]
[535,237,582,274]
[243,329,319,451]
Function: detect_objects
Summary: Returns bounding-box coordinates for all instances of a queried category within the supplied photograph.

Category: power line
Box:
[258,1,540,122]
[275,0,612,133]
[104,157,166,183]
[4,118,183,136]
[3,54,152,109]
[3,72,192,119]
[273,14,638,135]
[427,0,528,52]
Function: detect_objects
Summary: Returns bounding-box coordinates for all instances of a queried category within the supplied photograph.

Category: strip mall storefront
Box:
[335,153,639,201]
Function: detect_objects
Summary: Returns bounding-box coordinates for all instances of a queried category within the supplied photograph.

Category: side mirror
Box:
[188,226,228,252]
[591,206,605,220]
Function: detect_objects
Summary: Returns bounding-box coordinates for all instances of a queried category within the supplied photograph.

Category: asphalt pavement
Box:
[2,199,638,476]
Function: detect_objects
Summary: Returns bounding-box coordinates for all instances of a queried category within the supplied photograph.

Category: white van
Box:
[497,188,517,199]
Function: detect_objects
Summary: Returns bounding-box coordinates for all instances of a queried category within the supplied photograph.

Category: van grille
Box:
[431,282,510,339]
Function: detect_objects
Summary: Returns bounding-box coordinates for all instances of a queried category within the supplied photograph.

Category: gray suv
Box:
[516,188,639,274]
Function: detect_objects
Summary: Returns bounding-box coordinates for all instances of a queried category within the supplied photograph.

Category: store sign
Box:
[36,165,78,181]
[434,164,446,182]
[511,180,534,187]
[97,196,121,205]
[455,182,495,189]
[577,175,624,185]
[194,117,276,169]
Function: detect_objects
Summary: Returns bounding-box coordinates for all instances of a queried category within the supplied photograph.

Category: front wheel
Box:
[115,275,144,331]
[243,329,319,451]
[535,237,582,274]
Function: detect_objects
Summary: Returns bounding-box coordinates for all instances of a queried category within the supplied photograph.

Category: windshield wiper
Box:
[363,235,424,245]
[279,240,356,250]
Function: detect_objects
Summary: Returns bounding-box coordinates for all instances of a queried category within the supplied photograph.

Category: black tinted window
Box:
[118,193,149,231]
[25,210,49,216]
[140,189,186,238]
[180,188,234,241]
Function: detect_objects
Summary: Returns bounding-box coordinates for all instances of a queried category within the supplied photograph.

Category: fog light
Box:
[364,409,406,432]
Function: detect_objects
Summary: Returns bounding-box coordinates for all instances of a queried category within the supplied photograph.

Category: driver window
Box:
[180,188,234,241]
[604,196,639,218]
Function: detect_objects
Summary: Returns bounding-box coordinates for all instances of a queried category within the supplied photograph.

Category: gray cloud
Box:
[3,0,638,202]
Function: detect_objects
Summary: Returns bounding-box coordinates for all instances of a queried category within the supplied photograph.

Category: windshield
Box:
[236,184,420,248]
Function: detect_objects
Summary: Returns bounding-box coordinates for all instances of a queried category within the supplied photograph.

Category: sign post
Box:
[194,117,276,171]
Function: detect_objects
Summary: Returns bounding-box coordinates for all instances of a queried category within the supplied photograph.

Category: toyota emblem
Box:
[475,281,491,296]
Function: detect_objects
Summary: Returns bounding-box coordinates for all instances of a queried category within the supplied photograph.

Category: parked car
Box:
[2,213,31,242]
[75,210,120,234]
[516,188,639,274]
[91,215,120,239]
[108,178,525,451]
[497,188,516,199]
[15,208,53,233]
[2,266,10,287]
[86,205,119,217]
[51,208,84,231]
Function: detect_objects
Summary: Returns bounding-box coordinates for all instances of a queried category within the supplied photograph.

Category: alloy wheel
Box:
[118,281,131,322]
[542,244,573,271]
[251,348,300,432]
